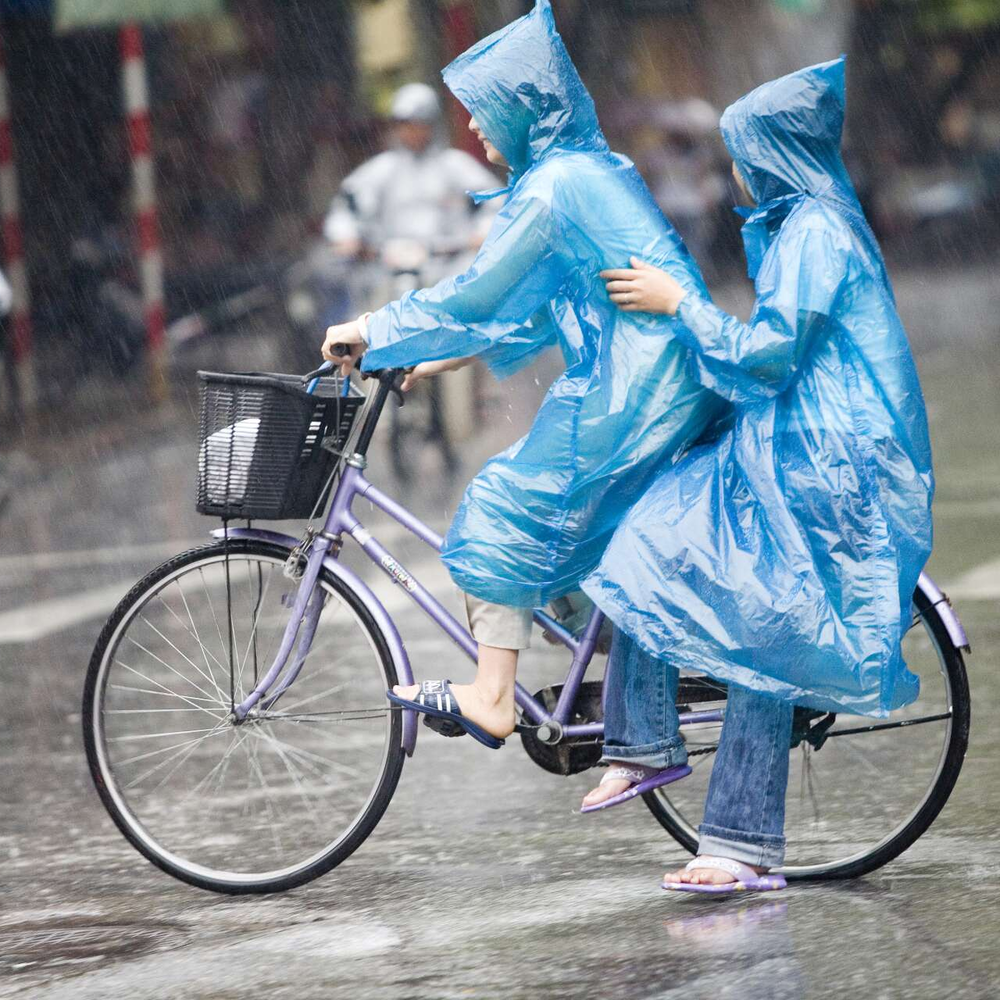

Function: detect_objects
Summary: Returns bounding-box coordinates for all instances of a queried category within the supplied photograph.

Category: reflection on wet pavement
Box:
[1,325,998,998]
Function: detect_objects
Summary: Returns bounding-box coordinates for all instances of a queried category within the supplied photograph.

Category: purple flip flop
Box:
[580,763,691,813]
[662,856,787,894]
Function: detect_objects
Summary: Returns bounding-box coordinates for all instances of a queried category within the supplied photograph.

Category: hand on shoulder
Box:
[600,257,687,315]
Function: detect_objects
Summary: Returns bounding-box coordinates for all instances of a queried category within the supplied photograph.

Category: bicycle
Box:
[83,364,972,894]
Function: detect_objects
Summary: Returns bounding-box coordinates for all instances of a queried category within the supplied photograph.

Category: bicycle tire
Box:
[643,588,971,881]
[83,539,405,894]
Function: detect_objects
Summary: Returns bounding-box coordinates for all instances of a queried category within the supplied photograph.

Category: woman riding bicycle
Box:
[323,0,730,747]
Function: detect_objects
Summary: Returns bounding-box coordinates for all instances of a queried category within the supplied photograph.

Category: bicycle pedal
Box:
[423,716,466,739]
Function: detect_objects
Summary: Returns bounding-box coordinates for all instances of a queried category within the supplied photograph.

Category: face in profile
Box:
[469,117,508,168]
[732,161,755,205]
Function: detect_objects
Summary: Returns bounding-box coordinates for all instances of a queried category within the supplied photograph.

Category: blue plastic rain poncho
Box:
[583,58,934,717]
[360,0,726,608]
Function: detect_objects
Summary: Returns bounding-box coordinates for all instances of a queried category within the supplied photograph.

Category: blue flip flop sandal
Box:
[662,856,787,894]
[386,680,505,750]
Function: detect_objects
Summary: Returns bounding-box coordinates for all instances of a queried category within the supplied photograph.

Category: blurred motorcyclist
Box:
[323,82,501,266]
[324,83,502,478]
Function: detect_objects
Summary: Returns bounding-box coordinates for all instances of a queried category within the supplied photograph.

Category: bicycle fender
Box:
[917,572,971,654]
[210,527,418,756]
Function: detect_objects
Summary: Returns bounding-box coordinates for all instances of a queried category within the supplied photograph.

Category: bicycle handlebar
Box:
[301,361,337,383]
[301,359,407,385]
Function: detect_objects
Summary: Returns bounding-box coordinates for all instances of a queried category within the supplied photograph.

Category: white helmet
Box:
[390,83,441,123]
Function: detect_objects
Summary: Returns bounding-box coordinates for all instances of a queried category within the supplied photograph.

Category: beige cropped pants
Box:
[463,593,533,650]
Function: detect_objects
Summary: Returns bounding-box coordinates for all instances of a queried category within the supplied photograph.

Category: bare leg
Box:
[392,643,518,739]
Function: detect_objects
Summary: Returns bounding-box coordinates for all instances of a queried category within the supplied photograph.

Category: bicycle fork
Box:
[229,534,332,723]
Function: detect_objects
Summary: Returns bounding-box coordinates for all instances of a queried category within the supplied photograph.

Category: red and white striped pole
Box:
[120,22,167,401]
[442,1,480,158]
[0,31,36,413]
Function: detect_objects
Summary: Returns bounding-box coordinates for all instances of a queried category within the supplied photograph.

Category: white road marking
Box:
[0,583,130,644]
[0,519,446,575]
[0,550,455,646]
[5,541,995,647]
[945,557,1000,601]
[0,539,203,574]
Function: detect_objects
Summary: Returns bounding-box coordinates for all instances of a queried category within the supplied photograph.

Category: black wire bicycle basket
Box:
[196,371,366,520]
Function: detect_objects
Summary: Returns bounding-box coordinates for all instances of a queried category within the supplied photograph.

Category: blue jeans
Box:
[602,629,793,868]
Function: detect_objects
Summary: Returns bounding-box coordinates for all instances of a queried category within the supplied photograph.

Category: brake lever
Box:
[303,344,350,384]
[355,366,409,406]
[387,369,407,406]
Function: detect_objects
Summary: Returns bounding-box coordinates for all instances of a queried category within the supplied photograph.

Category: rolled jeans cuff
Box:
[697,823,786,869]
[600,735,688,770]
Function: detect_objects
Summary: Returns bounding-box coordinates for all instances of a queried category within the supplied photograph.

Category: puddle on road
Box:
[0,917,179,976]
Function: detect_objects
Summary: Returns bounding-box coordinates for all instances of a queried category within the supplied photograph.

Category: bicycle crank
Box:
[518,682,604,776]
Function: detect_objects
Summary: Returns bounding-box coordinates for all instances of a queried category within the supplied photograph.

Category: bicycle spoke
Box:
[106,707,223,715]
[245,742,286,862]
[204,732,244,801]
[828,733,892,781]
[199,566,230,670]
[238,563,275,685]
[241,726,362,784]
[171,578,230,693]
[108,725,226,743]
[136,725,233,796]
[274,678,352,714]
[124,634,219,704]
[113,661,226,717]
[289,630,343,667]
[259,709,392,723]
[250,726,323,825]
[113,726,231,769]
[155,586,230,678]
[110,683,219,705]
[184,730,246,804]
[126,733,213,792]
[138,613,228,703]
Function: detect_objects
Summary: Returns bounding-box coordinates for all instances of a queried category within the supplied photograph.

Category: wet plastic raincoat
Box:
[360,0,726,608]
[583,58,934,717]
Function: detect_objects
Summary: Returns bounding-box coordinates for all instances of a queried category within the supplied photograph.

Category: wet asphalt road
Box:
[1,267,999,999]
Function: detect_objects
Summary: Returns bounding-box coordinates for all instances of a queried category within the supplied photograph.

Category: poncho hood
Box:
[721,57,858,210]
[442,0,609,179]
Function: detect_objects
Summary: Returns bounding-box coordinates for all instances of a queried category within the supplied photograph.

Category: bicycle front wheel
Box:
[83,540,404,893]
[644,589,970,880]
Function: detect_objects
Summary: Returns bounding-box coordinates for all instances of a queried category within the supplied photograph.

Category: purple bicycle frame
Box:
[211,446,969,760]
[213,456,727,756]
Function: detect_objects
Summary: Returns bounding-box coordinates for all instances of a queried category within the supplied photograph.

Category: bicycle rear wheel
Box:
[644,589,970,880]
[83,540,404,893]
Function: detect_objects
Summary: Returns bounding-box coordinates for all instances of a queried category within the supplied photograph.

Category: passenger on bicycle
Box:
[322,0,729,748]
[582,58,934,892]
